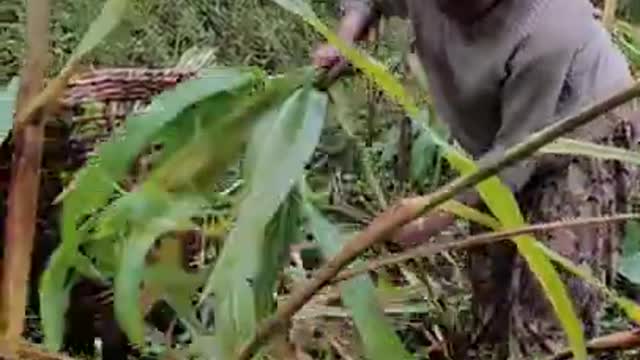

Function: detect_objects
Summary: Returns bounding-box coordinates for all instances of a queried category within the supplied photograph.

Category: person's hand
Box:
[312,43,350,86]
[312,43,344,70]
[311,10,372,82]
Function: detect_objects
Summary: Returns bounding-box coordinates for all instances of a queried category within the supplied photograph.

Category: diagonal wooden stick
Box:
[331,213,640,284]
[236,81,640,360]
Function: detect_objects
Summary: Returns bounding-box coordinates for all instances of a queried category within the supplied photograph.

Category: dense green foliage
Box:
[4,1,640,359]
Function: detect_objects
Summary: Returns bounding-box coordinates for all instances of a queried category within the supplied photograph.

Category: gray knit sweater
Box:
[341,0,632,192]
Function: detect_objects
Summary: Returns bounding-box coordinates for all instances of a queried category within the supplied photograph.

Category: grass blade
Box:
[541,138,640,165]
[302,197,414,360]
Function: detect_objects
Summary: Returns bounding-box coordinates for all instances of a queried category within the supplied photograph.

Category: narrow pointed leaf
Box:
[303,200,414,360]
[206,85,327,358]
[541,137,640,165]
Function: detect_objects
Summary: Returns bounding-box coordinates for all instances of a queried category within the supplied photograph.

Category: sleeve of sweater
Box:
[478,32,577,193]
[340,0,408,18]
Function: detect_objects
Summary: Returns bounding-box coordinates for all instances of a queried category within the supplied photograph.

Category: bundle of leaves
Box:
[6,1,640,359]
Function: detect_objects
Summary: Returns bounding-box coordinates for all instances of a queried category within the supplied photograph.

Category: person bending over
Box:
[313,0,640,358]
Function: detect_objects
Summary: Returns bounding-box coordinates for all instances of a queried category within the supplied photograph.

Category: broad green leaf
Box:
[302,198,414,360]
[40,69,259,350]
[111,72,307,343]
[0,77,18,142]
[114,194,205,344]
[254,194,303,319]
[206,85,327,358]
[63,68,258,222]
[39,278,74,351]
[148,70,311,192]
[274,3,587,356]
[541,138,640,165]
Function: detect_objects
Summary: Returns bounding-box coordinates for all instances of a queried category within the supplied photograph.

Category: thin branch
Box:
[236,81,640,360]
[549,328,640,360]
[0,0,50,356]
[331,213,640,283]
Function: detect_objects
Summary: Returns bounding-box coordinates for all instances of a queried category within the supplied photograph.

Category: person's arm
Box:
[393,32,576,248]
[314,1,407,69]
[479,35,575,195]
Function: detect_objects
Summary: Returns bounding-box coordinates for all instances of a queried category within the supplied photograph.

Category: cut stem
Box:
[0,0,50,356]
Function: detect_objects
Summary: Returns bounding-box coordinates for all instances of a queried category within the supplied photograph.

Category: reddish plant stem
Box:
[0,0,50,356]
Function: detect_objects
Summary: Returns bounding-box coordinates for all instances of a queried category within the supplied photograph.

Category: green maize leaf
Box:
[114,193,206,344]
[64,68,258,227]
[40,69,258,351]
[302,195,414,360]
[540,138,640,165]
[0,77,18,143]
[148,70,311,192]
[273,2,587,357]
[206,84,326,358]
[254,194,304,320]
[112,72,307,343]
[38,277,74,350]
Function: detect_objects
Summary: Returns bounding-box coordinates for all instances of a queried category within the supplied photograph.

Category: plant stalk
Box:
[0,0,50,356]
